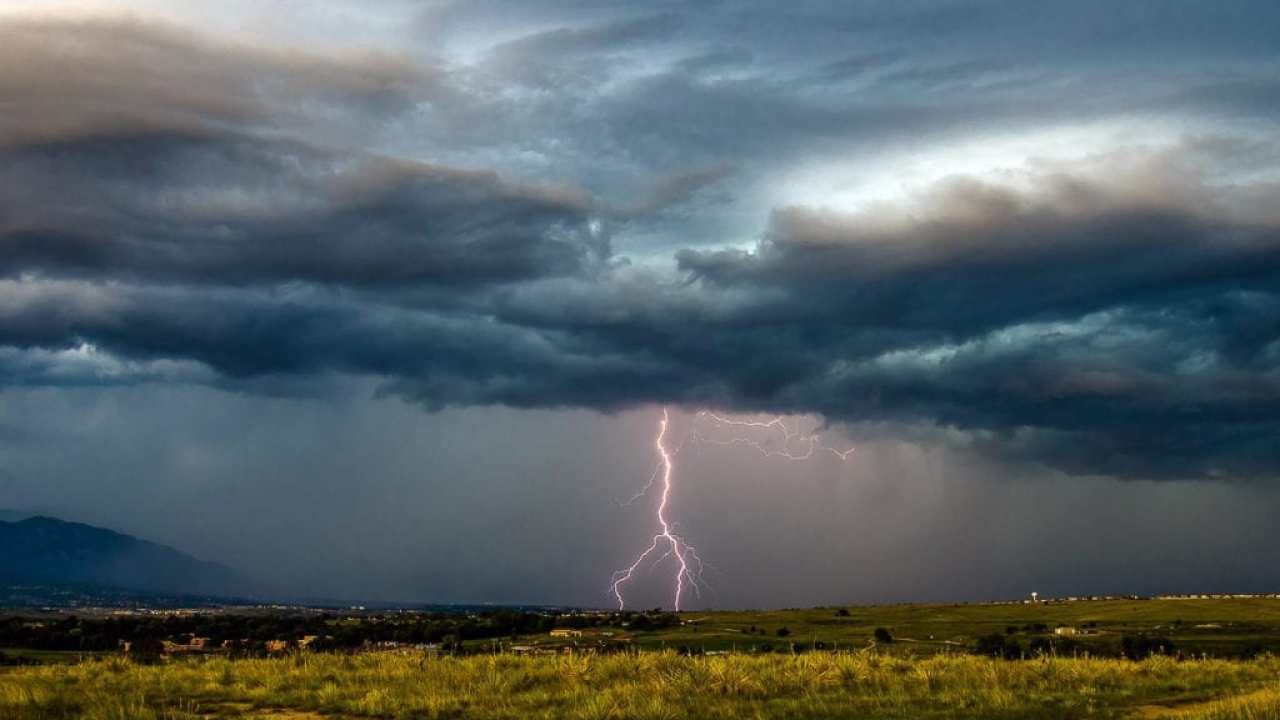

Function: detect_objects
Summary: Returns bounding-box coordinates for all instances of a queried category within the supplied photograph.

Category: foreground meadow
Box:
[3,652,1280,720]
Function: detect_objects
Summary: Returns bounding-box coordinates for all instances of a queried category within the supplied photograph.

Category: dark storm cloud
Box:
[0,275,672,408]
[497,154,1280,479]
[4,145,1280,479]
[7,151,1280,476]
[663,157,1276,478]
[679,155,1280,338]
[2,7,1280,483]
[0,132,602,287]
[0,18,605,289]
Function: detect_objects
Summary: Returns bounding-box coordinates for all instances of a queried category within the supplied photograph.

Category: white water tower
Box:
[1031,592,1039,603]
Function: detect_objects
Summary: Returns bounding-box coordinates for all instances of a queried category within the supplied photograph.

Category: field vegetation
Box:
[577,598,1280,658]
[4,599,1280,718]
[6,598,1280,660]
[4,651,1280,719]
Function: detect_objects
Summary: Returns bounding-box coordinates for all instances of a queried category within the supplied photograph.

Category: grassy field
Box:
[4,599,1280,719]
[525,598,1280,658]
[1,648,107,666]
[4,651,1280,719]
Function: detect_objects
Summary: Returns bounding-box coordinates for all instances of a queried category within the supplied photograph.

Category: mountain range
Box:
[0,513,244,598]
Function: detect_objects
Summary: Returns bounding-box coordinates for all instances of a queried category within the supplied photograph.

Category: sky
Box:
[1,1,1279,608]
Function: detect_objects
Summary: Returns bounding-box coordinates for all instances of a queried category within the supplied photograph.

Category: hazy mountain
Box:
[0,514,243,597]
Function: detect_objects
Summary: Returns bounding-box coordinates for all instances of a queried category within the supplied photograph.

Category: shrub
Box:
[974,633,1022,659]
[1120,634,1176,660]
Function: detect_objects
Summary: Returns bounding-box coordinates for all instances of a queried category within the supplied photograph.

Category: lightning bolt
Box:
[610,407,854,611]
[696,411,856,461]
[610,408,702,612]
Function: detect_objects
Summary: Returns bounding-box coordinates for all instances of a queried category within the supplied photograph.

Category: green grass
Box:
[1165,686,1280,719]
[548,599,1280,657]
[5,599,1280,718]
[3,652,1280,719]
[0,648,105,665]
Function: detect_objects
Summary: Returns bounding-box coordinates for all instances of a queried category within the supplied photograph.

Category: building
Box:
[160,637,214,654]
[1054,626,1078,636]
[550,629,583,638]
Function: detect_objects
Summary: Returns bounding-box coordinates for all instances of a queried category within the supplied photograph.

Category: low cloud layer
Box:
[2,8,1279,483]
[1,134,602,287]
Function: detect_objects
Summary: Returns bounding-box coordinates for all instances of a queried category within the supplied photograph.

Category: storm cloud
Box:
[2,5,1279,486]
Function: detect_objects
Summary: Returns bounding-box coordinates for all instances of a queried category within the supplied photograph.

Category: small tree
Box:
[976,633,1004,657]
[776,627,791,638]
[129,637,165,665]
[874,627,894,644]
